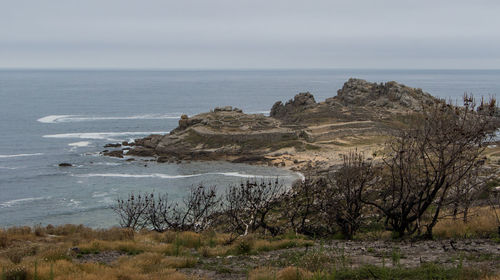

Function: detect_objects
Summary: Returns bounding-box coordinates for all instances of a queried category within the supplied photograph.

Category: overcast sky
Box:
[1,0,499,69]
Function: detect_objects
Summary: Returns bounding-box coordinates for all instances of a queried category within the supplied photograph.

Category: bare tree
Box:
[146,192,173,232]
[446,165,489,223]
[487,183,500,235]
[282,177,327,236]
[169,184,220,232]
[224,179,285,236]
[324,151,375,239]
[113,193,151,231]
[362,96,497,238]
[115,184,220,232]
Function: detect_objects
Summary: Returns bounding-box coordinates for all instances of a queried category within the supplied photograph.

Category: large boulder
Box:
[270,92,316,120]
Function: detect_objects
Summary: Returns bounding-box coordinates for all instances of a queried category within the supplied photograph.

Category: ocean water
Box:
[0,69,499,228]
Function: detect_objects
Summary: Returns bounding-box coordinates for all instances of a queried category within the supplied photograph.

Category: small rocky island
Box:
[102,78,478,171]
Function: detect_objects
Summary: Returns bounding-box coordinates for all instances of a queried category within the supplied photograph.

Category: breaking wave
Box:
[0,153,44,159]
[43,131,167,141]
[68,141,92,147]
[74,172,282,179]
[0,197,48,208]
[37,114,181,123]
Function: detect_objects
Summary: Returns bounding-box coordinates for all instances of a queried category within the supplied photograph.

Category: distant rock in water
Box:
[58,163,73,167]
[104,143,122,148]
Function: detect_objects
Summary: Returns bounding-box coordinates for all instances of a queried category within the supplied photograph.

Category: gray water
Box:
[0,69,499,228]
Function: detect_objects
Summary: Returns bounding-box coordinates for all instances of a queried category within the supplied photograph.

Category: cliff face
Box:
[111,78,443,167]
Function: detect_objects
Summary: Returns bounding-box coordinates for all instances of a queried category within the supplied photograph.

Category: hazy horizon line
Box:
[1,67,500,72]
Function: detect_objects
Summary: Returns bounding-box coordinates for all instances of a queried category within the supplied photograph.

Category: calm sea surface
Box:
[0,69,499,227]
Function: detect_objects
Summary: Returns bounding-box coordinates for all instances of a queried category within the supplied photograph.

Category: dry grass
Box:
[434,207,500,238]
[482,276,500,280]
[253,239,314,253]
[248,266,313,280]
[0,224,312,280]
[118,252,197,272]
[30,259,189,280]
[277,266,313,280]
[248,267,277,280]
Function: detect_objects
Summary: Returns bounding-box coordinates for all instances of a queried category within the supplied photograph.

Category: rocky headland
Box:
[102,78,499,173]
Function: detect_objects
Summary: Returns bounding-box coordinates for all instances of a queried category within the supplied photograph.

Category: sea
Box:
[1,69,499,228]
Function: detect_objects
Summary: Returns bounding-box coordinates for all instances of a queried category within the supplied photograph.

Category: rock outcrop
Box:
[270,92,316,120]
[110,78,444,166]
[125,109,299,162]
[333,78,435,111]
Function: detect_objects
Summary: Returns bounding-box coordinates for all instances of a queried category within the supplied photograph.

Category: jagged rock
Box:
[214,106,233,112]
[335,78,435,111]
[102,150,123,158]
[104,143,121,148]
[122,141,135,146]
[134,135,162,149]
[270,92,316,120]
[156,156,170,163]
[126,147,155,157]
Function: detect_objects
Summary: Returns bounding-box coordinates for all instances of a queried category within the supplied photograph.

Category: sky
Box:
[1,0,500,69]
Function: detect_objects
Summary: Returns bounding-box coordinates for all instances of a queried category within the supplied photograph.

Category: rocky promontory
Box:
[104,79,449,169]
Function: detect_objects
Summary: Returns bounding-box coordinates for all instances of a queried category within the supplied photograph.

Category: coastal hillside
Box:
[106,79,444,171]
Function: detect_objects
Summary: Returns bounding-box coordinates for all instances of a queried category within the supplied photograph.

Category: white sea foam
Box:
[43,131,167,141]
[37,114,180,123]
[0,197,47,208]
[0,153,44,159]
[93,162,122,166]
[37,115,74,123]
[68,199,81,207]
[92,192,109,198]
[0,166,18,170]
[68,141,92,147]
[74,172,281,180]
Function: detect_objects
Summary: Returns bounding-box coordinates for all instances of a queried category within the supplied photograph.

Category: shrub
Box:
[4,246,38,264]
[277,267,313,280]
[248,267,276,280]
[0,230,8,248]
[34,224,46,237]
[39,246,71,262]
[2,265,28,280]
[234,237,254,255]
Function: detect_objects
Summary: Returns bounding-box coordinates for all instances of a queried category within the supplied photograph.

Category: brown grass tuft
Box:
[434,207,500,238]
[277,266,313,280]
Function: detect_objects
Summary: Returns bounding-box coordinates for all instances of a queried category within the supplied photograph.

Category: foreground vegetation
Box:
[0,220,499,280]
